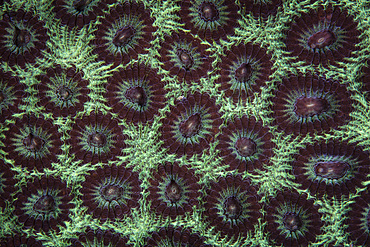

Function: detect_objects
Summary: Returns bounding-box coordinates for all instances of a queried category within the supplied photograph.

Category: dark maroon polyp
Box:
[284,5,360,67]
[199,2,219,21]
[266,190,322,246]
[234,137,257,157]
[224,196,242,220]
[294,96,329,117]
[148,163,201,219]
[235,63,253,83]
[283,212,302,231]
[293,140,369,198]
[160,92,221,157]
[179,0,240,42]
[216,115,274,172]
[179,113,202,138]
[271,74,353,137]
[0,9,49,68]
[165,180,182,203]
[106,64,166,124]
[313,161,349,179]
[125,86,147,107]
[100,185,124,202]
[112,26,136,47]
[307,30,336,49]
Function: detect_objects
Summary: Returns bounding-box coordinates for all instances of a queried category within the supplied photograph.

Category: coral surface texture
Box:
[1,0,370,246]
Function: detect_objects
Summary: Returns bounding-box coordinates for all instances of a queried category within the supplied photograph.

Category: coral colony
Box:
[1,0,370,246]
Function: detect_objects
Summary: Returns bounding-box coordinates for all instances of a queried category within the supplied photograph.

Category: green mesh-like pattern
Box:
[1,0,370,246]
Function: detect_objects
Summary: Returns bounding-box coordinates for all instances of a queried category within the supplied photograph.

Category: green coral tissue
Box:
[1,0,370,246]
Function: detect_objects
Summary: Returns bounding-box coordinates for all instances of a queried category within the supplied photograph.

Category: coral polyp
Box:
[346,190,370,246]
[148,163,201,219]
[272,74,353,136]
[284,5,360,67]
[204,175,261,238]
[293,140,369,198]
[0,161,16,209]
[53,0,113,29]
[266,190,322,246]
[81,164,141,221]
[241,0,283,18]
[3,235,43,247]
[4,115,62,171]
[216,115,274,172]
[160,92,221,157]
[218,42,273,102]
[0,70,25,122]
[14,176,74,232]
[69,113,124,164]
[106,64,166,124]
[38,65,89,117]
[0,9,49,68]
[159,31,212,83]
[93,1,155,67]
[72,227,129,246]
[179,0,240,41]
